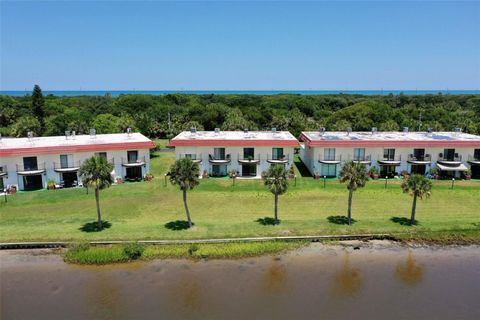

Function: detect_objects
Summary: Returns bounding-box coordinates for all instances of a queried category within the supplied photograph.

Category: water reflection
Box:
[263,261,288,294]
[172,271,203,313]
[85,272,126,320]
[333,252,362,296]
[396,250,424,286]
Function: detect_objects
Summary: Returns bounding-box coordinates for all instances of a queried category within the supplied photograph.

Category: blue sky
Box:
[1,0,479,90]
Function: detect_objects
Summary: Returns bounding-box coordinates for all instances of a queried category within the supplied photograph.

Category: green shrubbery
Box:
[64,241,306,265]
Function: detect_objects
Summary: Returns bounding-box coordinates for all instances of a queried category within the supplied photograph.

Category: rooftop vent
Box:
[27,131,33,141]
[403,127,409,135]
[244,128,248,134]
[214,128,220,134]
[89,128,96,138]
[71,131,76,139]
[346,127,352,135]
[426,128,433,135]
[126,127,132,137]
[65,131,70,139]
[454,127,462,136]
[190,127,197,134]
[319,127,326,136]
[371,127,377,135]
[271,128,277,133]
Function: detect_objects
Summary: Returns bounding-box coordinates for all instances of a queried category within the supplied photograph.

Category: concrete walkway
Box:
[0,234,394,249]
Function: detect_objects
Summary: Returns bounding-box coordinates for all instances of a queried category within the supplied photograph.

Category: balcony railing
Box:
[54,161,81,171]
[209,154,231,164]
[407,154,431,163]
[318,155,342,164]
[267,154,289,164]
[16,163,46,173]
[467,155,480,164]
[349,155,372,163]
[378,155,402,165]
[121,156,146,167]
[437,154,462,164]
[238,153,260,164]
[179,154,202,163]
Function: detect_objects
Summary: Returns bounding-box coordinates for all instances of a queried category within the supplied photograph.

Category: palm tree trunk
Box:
[95,185,102,229]
[274,193,279,225]
[410,192,417,225]
[347,187,353,225]
[183,189,192,228]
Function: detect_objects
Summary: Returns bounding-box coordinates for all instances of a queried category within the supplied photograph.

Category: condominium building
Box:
[300,129,480,179]
[0,131,156,191]
[170,129,298,178]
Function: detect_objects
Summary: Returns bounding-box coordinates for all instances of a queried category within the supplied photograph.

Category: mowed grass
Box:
[1,152,479,242]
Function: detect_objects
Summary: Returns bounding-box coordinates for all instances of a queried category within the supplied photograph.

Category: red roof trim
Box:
[298,137,480,148]
[0,141,156,157]
[169,139,299,147]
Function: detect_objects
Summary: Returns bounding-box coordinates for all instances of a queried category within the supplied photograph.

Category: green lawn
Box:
[1,152,479,243]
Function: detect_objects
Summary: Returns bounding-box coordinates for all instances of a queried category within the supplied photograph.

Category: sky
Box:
[1,0,479,90]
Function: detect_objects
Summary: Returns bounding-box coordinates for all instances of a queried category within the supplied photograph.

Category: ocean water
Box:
[1,90,479,97]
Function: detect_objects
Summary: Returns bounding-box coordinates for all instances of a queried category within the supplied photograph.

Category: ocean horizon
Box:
[1,90,479,97]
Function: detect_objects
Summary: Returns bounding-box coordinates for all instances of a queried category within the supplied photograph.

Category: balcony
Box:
[179,154,202,164]
[350,155,371,165]
[407,154,431,165]
[377,155,401,166]
[121,156,146,167]
[209,154,231,164]
[16,163,46,176]
[318,155,342,164]
[467,155,480,165]
[0,165,7,177]
[54,161,81,172]
[238,153,260,165]
[267,154,289,164]
[437,154,462,165]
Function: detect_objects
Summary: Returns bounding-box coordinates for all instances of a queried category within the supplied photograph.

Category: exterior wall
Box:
[174,145,295,177]
[0,148,151,190]
[300,145,479,178]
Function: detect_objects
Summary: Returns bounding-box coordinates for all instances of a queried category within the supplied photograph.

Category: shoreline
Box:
[2,239,479,266]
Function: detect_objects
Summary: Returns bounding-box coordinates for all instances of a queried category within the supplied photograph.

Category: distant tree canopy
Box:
[1,87,479,138]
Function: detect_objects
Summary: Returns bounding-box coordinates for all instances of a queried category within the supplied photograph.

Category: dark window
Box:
[383,149,395,160]
[413,149,425,160]
[474,149,480,160]
[95,152,107,159]
[23,157,38,171]
[443,149,455,160]
[127,150,138,162]
[243,148,254,159]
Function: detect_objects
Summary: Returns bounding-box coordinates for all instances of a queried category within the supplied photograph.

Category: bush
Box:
[123,242,145,260]
[68,241,90,254]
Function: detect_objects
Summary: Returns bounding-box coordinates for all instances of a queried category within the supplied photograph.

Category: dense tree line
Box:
[1,86,479,138]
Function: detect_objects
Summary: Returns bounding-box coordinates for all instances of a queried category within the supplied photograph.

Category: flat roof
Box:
[170,130,299,147]
[0,133,156,157]
[300,131,480,148]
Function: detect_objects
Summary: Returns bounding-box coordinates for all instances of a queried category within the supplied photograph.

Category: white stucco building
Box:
[0,132,155,191]
[300,129,480,179]
[170,129,298,178]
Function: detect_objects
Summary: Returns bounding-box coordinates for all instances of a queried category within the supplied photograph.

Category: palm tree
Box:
[401,174,432,225]
[79,156,114,229]
[264,165,288,225]
[169,158,200,228]
[339,161,368,225]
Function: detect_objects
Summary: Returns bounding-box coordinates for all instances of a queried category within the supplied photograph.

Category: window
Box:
[474,149,480,160]
[443,149,455,160]
[60,154,73,168]
[324,148,336,161]
[413,148,425,160]
[127,150,138,163]
[321,164,336,177]
[243,148,255,159]
[353,148,365,161]
[185,154,196,160]
[23,157,38,171]
[272,148,284,160]
[213,148,225,160]
[95,152,107,159]
[383,149,395,160]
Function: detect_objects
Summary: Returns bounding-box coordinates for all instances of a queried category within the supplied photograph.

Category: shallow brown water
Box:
[1,242,479,320]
